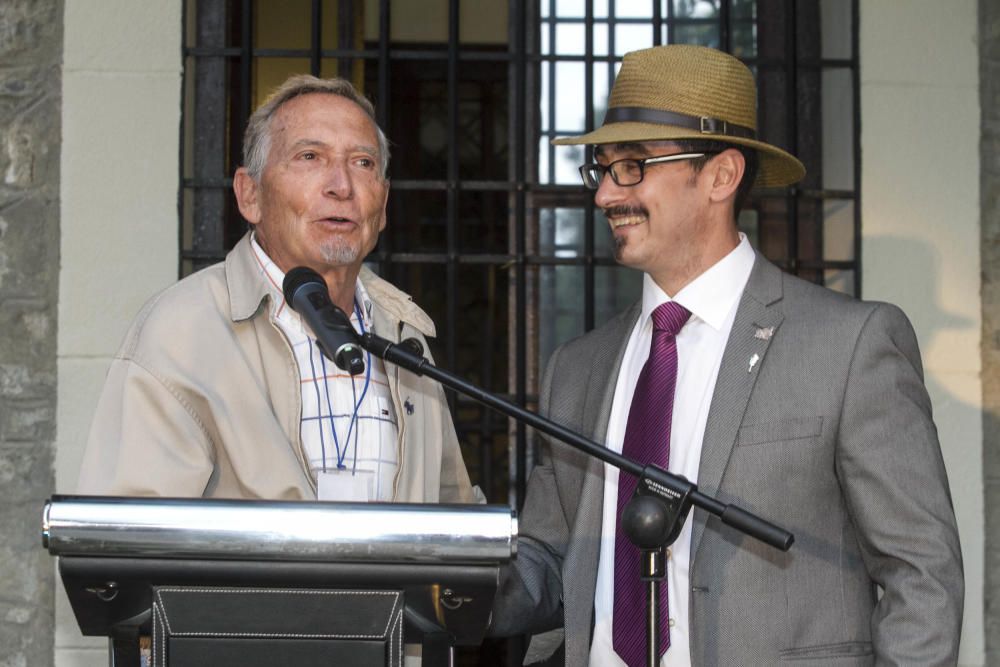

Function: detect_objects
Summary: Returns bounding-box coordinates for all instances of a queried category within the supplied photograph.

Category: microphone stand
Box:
[357,330,794,666]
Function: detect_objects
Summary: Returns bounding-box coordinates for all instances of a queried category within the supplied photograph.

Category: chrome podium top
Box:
[43,495,517,564]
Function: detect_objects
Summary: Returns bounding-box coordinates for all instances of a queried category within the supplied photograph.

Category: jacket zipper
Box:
[269,308,317,495]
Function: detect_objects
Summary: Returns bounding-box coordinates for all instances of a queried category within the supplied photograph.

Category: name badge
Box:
[318,468,375,502]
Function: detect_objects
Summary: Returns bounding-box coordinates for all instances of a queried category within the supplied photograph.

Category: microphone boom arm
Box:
[358,331,793,551]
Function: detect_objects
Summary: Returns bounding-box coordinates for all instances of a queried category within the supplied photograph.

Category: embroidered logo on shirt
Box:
[404,398,415,415]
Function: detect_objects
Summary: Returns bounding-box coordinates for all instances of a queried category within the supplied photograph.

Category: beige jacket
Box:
[78,234,478,503]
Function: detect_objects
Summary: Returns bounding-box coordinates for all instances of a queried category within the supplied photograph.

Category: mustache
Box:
[602,205,648,218]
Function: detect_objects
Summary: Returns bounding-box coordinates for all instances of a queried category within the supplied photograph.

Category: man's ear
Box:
[233,167,262,224]
[708,149,745,204]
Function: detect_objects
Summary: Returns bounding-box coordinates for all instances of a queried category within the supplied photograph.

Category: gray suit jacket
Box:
[491,255,963,666]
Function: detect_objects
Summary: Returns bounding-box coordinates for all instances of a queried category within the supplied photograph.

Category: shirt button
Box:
[666,548,672,560]
[668,618,676,627]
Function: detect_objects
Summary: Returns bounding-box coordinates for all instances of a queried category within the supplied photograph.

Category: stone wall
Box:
[982,0,1000,663]
[0,1,62,665]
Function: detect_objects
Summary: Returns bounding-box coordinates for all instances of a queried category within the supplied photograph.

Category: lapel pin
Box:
[754,326,775,341]
[748,353,760,373]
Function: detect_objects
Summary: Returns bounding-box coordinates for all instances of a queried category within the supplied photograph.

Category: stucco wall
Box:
[860,1,983,664]
[56,0,181,664]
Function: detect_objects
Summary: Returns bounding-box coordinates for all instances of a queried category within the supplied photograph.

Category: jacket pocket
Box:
[780,640,873,661]
[736,416,823,447]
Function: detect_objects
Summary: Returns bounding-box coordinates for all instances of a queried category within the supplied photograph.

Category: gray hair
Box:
[242,74,390,181]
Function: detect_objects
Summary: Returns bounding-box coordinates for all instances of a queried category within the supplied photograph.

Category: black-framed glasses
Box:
[578,152,716,189]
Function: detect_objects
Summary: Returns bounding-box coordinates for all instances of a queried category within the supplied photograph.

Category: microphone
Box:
[282,267,365,375]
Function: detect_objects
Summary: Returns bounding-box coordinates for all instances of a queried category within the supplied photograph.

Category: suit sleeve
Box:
[489,345,568,637]
[77,355,216,497]
[835,302,963,664]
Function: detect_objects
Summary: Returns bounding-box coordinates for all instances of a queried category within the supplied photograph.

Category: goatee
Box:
[319,241,360,265]
[613,234,627,259]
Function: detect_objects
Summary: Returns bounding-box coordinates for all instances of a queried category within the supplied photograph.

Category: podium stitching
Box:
[153,595,166,665]
[156,587,397,596]
[154,588,403,640]
[163,631,389,639]
[391,599,403,665]
[382,592,402,642]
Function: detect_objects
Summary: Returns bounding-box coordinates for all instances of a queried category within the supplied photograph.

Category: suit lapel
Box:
[561,303,639,663]
[690,255,784,558]
[556,303,641,477]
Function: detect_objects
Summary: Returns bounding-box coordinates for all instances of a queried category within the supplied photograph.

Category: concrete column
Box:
[0,0,62,665]
[0,1,63,666]
[979,0,1000,664]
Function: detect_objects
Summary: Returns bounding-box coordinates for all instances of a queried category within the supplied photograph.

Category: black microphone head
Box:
[336,348,366,376]
[282,266,326,307]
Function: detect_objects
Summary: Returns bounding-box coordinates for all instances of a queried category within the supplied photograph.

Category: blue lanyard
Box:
[308,299,372,471]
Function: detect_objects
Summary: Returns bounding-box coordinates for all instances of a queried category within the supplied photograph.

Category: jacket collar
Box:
[741,250,784,308]
[224,232,436,337]
[358,265,436,337]
[227,233,270,322]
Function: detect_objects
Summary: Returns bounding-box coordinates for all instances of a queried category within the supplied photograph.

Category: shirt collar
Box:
[640,232,755,332]
[249,231,372,331]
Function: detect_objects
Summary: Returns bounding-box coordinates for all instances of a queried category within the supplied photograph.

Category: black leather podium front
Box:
[152,586,403,667]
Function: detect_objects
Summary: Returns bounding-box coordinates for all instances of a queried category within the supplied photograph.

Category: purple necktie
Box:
[613,301,690,667]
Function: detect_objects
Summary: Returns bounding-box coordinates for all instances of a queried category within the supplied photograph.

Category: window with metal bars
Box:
[181,0,858,521]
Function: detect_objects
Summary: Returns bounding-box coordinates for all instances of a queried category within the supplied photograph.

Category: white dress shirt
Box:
[589,234,755,667]
[250,235,399,501]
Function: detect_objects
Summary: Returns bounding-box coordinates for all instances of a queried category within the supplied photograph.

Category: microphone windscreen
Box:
[282,266,325,306]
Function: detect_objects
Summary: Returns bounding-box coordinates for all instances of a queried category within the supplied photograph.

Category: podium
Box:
[43,495,517,666]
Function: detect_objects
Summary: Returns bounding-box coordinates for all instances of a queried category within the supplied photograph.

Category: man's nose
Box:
[324,161,353,198]
[593,170,624,209]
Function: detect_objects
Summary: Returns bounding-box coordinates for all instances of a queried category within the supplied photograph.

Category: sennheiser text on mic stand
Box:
[282,267,794,667]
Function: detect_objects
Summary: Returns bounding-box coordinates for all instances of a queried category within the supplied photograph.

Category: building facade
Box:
[0,0,990,665]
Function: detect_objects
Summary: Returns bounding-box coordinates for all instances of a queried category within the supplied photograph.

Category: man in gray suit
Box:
[491,45,963,666]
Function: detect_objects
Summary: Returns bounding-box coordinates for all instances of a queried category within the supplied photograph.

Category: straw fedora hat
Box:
[553,44,805,188]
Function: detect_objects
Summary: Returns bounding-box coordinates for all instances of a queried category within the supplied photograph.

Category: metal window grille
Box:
[181,9,859,656]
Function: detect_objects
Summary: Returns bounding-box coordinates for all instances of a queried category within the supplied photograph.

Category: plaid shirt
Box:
[251,235,399,501]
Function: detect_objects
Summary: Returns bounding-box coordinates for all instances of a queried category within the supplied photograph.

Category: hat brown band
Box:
[604,106,757,140]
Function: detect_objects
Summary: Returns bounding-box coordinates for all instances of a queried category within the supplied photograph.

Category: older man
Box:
[78,75,478,504]
[491,45,962,666]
